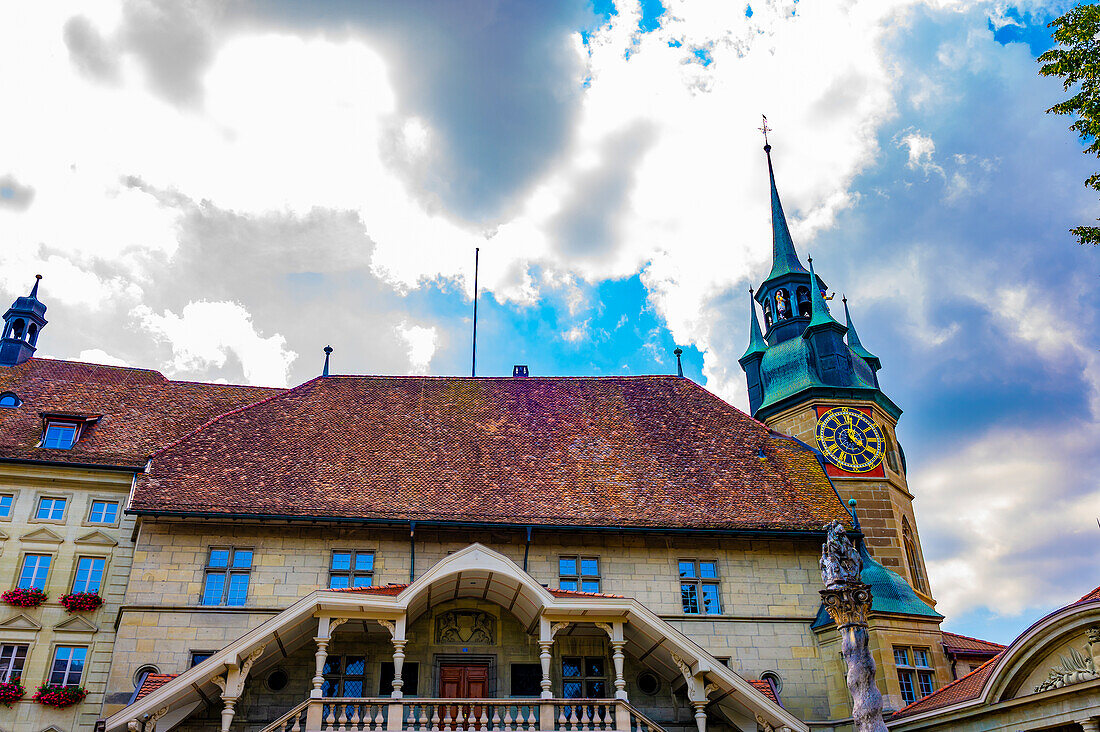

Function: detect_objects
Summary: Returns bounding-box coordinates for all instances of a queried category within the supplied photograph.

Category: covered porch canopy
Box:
[106,544,803,732]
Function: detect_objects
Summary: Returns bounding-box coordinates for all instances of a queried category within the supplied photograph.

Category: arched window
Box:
[763,299,773,328]
[0,392,19,408]
[27,323,37,344]
[902,518,927,594]
[796,286,811,318]
[775,289,790,320]
[11,319,24,340]
[885,433,900,472]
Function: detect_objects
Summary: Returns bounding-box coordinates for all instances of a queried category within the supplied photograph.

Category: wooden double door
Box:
[439,663,490,730]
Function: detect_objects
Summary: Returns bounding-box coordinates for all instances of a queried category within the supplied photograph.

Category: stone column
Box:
[820,521,887,732]
[312,637,330,698]
[691,701,708,732]
[610,640,627,701]
[391,639,407,698]
[220,699,237,732]
[539,640,554,699]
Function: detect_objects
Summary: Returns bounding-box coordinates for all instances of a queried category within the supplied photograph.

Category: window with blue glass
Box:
[322,655,366,696]
[49,646,87,686]
[0,392,19,408]
[0,494,13,519]
[894,646,935,705]
[201,548,252,606]
[42,422,77,449]
[559,556,600,593]
[72,556,106,594]
[562,657,606,698]
[88,500,119,525]
[679,560,721,615]
[35,496,66,521]
[328,551,374,589]
[18,554,51,590]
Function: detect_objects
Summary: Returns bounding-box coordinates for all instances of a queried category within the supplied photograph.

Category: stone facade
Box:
[0,463,135,732]
[108,522,838,727]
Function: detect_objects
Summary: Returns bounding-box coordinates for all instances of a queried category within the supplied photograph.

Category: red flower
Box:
[1,588,47,608]
[58,592,103,613]
[0,679,25,707]
[32,684,86,708]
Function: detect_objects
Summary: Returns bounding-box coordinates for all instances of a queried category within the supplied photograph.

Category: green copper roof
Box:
[804,257,845,334]
[843,298,878,363]
[740,289,767,362]
[757,337,877,412]
[764,145,809,283]
[812,541,942,629]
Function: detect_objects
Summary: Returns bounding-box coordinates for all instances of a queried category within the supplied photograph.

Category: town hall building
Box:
[0,144,1094,732]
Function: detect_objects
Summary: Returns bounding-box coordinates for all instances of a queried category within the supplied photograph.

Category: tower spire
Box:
[843,297,881,379]
[29,274,41,299]
[763,133,809,282]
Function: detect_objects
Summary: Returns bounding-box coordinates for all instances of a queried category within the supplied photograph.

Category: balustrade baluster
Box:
[443,705,453,732]
[408,704,418,731]
[559,705,569,730]
[420,704,431,732]
[569,705,581,731]
[581,705,591,730]
[291,710,303,732]
[524,705,537,732]
[491,706,501,732]
[326,705,337,731]
[604,705,614,731]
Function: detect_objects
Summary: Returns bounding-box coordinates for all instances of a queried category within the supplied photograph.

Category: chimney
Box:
[512,365,529,377]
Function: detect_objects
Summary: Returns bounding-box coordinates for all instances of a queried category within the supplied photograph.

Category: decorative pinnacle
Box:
[673,347,684,377]
[322,345,333,377]
[759,114,771,151]
[29,274,42,299]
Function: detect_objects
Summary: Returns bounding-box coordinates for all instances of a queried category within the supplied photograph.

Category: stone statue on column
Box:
[819,520,887,732]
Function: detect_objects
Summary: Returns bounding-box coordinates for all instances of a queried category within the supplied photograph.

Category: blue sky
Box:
[0,0,1097,647]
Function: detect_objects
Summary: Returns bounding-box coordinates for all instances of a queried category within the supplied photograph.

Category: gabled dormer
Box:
[38,412,101,450]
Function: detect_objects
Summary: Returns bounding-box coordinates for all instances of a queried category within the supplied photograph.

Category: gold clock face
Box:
[816,407,885,473]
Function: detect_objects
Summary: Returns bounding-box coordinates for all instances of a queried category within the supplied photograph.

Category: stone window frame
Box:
[30,491,72,525]
[48,643,89,686]
[328,549,375,589]
[190,651,216,668]
[678,558,722,615]
[0,491,16,522]
[901,518,928,594]
[0,643,28,683]
[893,645,935,705]
[69,553,111,595]
[83,495,122,528]
[561,655,608,698]
[558,556,601,593]
[200,547,254,607]
[15,549,55,591]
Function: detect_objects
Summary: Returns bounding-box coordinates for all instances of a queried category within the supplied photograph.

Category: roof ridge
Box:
[941,630,1006,648]
[149,376,322,460]
[29,357,167,378]
[890,653,1001,719]
[1078,584,1100,602]
[315,374,685,380]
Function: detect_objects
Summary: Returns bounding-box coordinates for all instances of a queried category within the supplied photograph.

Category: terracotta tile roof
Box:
[1077,584,1100,603]
[133,376,851,531]
[941,631,1005,655]
[0,358,281,468]
[889,655,999,721]
[548,588,625,599]
[748,679,779,705]
[135,673,178,700]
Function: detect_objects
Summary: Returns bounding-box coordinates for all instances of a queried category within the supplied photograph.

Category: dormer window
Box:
[43,422,78,450]
[0,392,18,408]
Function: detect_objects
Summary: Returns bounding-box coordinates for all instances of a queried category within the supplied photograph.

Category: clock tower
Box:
[738,141,932,603]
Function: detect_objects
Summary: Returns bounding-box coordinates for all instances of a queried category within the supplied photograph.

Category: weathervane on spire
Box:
[759,114,772,150]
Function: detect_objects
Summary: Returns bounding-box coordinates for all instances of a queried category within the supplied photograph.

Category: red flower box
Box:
[32,684,86,708]
[0,680,25,707]
[2,588,47,608]
[58,592,103,613]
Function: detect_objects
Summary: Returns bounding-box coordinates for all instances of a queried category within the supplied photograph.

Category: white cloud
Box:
[395,322,438,375]
[897,129,946,178]
[132,301,297,386]
[75,348,129,367]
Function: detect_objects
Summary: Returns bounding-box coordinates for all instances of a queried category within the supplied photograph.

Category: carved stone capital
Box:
[240,645,266,679]
[549,621,571,639]
[1087,627,1100,645]
[329,617,350,634]
[670,651,693,679]
[377,619,396,637]
[703,682,719,697]
[594,621,614,639]
[819,583,873,629]
[210,674,227,693]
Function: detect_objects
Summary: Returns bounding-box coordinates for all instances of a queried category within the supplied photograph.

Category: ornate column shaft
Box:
[691,701,707,732]
[539,640,554,699]
[391,640,407,698]
[220,698,237,732]
[610,640,627,701]
[820,582,886,732]
[312,637,330,698]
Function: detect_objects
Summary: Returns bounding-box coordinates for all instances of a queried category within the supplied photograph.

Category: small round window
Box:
[760,670,782,694]
[133,664,160,687]
[0,392,20,408]
[637,671,660,696]
[267,668,290,692]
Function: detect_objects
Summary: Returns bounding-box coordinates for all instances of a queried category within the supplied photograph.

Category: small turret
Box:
[0,275,47,367]
[802,258,849,386]
[843,298,881,387]
[738,289,767,415]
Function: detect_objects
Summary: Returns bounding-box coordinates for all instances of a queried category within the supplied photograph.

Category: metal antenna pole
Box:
[472,247,479,377]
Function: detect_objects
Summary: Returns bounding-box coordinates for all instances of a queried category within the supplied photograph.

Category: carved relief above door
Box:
[436,610,496,644]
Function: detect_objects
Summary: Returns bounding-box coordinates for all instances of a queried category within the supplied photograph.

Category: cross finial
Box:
[759,114,772,151]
